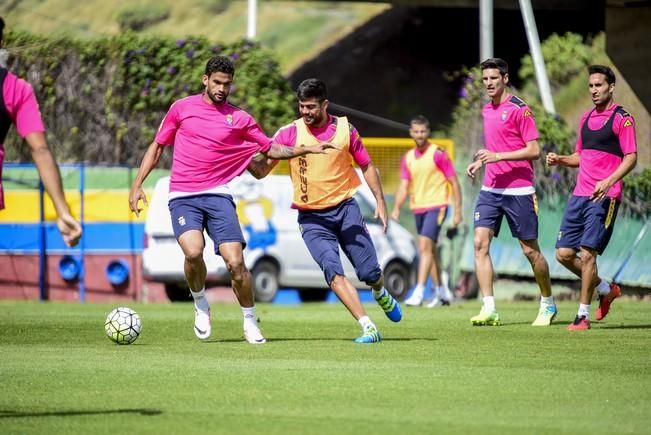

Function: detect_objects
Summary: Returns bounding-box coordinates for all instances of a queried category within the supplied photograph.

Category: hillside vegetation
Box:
[0,0,388,73]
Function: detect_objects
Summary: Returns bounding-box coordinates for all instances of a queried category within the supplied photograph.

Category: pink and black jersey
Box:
[155,94,273,195]
[573,104,637,200]
[481,95,539,193]
[0,68,47,210]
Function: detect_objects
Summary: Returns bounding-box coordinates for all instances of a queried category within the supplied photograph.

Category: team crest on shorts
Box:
[474,212,480,221]
[557,231,562,241]
[178,216,186,226]
[226,114,233,126]
[501,110,508,121]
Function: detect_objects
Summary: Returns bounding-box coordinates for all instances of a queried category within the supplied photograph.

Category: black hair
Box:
[480,58,509,76]
[204,56,235,76]
[296,78,327,102]
[410,115,430,129]
[588,64,616,85]
[0,17,5,43]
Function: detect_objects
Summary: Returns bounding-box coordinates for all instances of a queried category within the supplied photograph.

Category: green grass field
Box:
[1,300,650,434]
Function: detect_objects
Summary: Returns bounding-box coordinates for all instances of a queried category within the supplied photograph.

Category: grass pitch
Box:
[1,300,650,435]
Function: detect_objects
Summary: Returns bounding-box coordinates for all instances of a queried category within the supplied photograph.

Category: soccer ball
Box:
[105,307,142,344]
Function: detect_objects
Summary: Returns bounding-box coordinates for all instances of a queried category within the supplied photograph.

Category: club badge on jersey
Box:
[226,114,233,126]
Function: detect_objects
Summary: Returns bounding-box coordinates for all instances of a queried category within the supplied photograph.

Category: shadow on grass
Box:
[203,337,438,343]
[0,409,162,418]
[596,324,651,330]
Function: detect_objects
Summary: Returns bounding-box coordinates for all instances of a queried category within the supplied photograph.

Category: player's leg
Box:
[299,206,380,342]
[471,191,502,325]
[404,234,433,306]
[422,208,449,307]
[170,197,211,339]
[206,195,265,343]
[504,194,556,326]
[576,198,621,325]
[338,200,401,323]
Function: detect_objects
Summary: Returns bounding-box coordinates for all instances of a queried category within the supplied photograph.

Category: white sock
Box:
[190,287,210,313]
[482,296,496,312]
[596,279,610,295]
[578,304,590,318]
[372,287,387,298]
[541,296,554,306]
[358,315,374,330]
[242,306,258,330]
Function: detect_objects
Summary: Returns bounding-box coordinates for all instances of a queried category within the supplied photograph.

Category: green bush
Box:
[4,31,295,166]
[116,4,171,32]
[519,32,592,93]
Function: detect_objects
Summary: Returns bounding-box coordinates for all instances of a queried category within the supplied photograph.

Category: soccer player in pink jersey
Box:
[466,58,555,326]
[392,115,462,308]
[248,78,402,343]
[0,17,81,248]
[547,65,637,331]
[128,57,332,344]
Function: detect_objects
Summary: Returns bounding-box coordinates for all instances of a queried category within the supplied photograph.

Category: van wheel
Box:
[165,283,192,302]
[298,288,330,302]
[383,261,411,300]
[251,260,279,303]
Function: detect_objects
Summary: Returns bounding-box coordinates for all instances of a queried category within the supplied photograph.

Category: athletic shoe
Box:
[531,303,558,326]
[354,324,381,344]
[374,289,402,322]
[404,290,424,306]
[470,308,500,326]
[244,325,266,344]
[567,315,591,331]
[425,297,451,308]
[595,283,621,321]
[194,309,211,340]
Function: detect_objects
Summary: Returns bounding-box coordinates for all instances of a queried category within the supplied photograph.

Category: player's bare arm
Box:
[25,131,82,247]
[474,139,541,164]
[449,176,463,226]
[264,142,334,160]
[546,152,580,168]
[391,179,409,221]
[129,141,165,217]
[592,152,637,202]
[247,153,278,179]
[466,160,483,179]
[360,162,388,233]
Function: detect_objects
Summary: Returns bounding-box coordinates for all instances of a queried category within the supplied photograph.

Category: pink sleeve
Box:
[518,106,539,143]
[154,102,180,145]
[399,155,410,181]
[273,124,297,148]
[243,118,273,153]
[434,149,457,179]
[349,125,371,167]
[4,77,45,137]
[613,113,637,155]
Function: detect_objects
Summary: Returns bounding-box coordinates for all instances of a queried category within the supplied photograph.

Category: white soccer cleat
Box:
[194,309,211,340]
[244,325,266,344]
[404,290,424,306]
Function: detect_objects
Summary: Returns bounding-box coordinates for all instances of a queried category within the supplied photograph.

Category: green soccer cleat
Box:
[374,289,402,322]
[531,304,558,326]
[354,324,381,344]
[470,308,501,326]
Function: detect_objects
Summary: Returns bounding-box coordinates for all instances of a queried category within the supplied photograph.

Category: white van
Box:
[143,172,417,302]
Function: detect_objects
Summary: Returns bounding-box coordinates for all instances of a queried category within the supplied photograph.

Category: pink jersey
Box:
[481,95,539,190]
[400,144,456,181]
[574,104,637,200]
[155,94,273,193]
[0,70,47,210]
[273,115,371,167]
